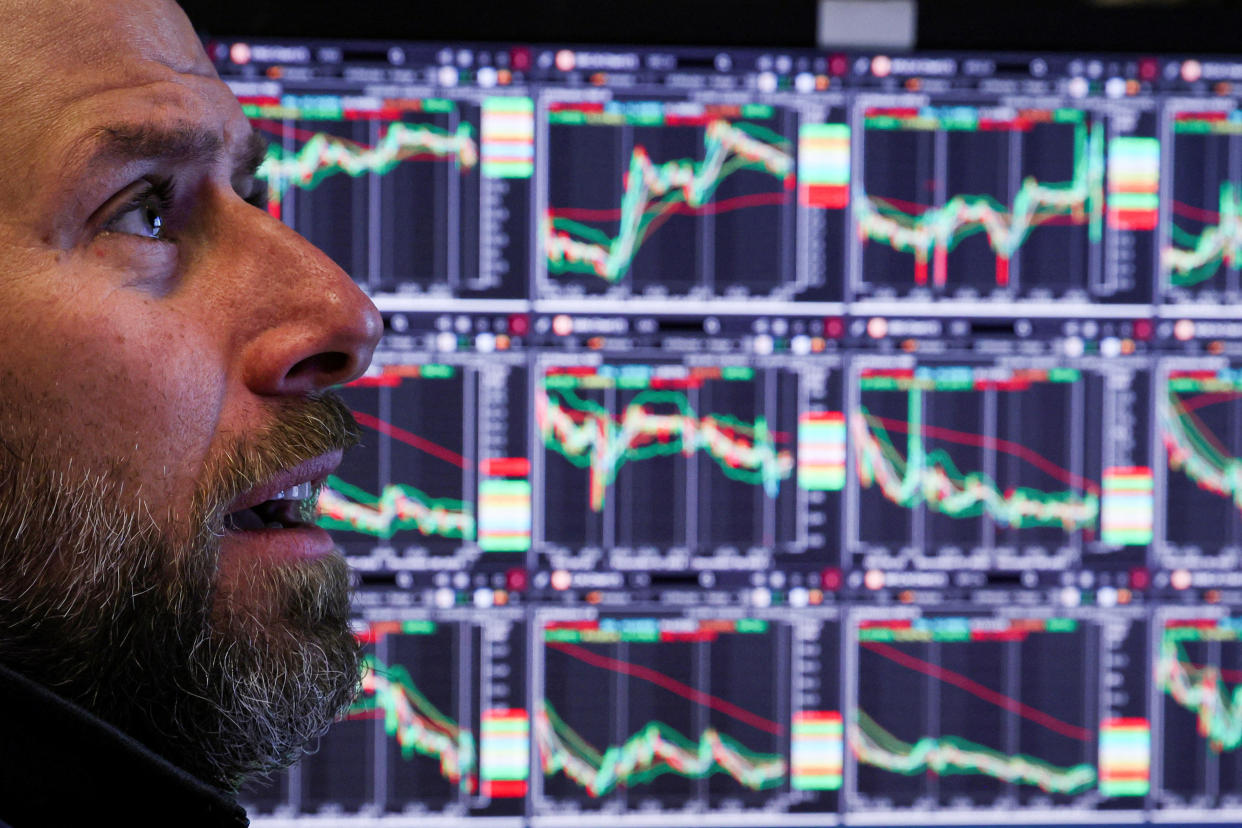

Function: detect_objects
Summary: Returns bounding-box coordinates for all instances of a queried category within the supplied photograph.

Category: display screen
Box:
[210,39,1242,826]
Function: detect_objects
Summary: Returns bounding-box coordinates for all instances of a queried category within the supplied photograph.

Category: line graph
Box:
[858,113,1102,288]
[534,613,801,815]
[241,93,528,298]
[540,99,805,300]
[545,119,792,283]
[851,710,1097,794]
[849,361,1151,570]
[254,118,478,216]
[354,654,477,793]
[1162,109,1242,301]
[316,475,475,540]
[323,358,529,564]
[1163,181,1242,288]
[851,610,1147,810]
[852,103,1151,303]
[535,359,841,564]
[538,385,793,513]
[536,700,786,798]
[285,615,528,817]
[861,639,1092,741]
[852,385,1100,532]
[1158,633,1242,753]
[1158,367,1242,566]
[1156,614,1242,808]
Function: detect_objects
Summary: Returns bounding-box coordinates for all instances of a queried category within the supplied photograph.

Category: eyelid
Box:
[97,176,176,240]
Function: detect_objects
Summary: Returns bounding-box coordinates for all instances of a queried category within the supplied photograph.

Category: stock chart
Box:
[206,36,1242,828]
[319,348,530,572]
[851,98,1157,305]
[1154,610,1242,811]
[240,91,531,299]
[848,608,1149,816]
[1161,105,1242,305]
[539,96,846,304]
[846,355,1151,574]
[1156,360,1242,571]
[531,609,840,821]
[533,353,843,576]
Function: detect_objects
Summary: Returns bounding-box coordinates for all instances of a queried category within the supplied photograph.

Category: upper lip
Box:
[223,449,343,516]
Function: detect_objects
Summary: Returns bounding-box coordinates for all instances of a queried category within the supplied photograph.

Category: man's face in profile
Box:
[0,0,381,789]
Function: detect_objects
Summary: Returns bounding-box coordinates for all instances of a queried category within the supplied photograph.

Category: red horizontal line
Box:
[548,190,789,223]
[547,640,784,736]
[1172,199,1222,224]
[862,640,1092,742]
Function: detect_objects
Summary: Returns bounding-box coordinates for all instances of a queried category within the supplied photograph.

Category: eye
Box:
[103,178,175,241]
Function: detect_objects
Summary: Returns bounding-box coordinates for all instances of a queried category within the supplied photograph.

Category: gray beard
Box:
[0,397,361,791]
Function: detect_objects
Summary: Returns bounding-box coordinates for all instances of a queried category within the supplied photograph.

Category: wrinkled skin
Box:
[0,0,382,790]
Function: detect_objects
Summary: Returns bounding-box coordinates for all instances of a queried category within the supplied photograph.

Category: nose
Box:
[223,201,382,396]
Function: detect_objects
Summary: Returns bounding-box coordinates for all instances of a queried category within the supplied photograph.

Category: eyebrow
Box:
[85,122,224,167]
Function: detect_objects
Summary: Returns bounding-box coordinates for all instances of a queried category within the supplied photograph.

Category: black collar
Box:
[0,662,248,827]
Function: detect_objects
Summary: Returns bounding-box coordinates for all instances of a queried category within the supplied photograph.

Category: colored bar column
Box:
[480,708,530,798]
[478,478,532,552]
[1107,137,1159,231]
[798,411,846,491]
[1098,717,1150,796]
[797,123,849,208]
[482,97,534,178]
[790,710,844,790]
[1101,466,1154,546]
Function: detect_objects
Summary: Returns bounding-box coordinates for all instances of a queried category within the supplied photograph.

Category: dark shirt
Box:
[0,662,248,827]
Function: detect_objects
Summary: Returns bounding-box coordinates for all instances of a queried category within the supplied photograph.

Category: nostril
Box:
[286,351,352,387]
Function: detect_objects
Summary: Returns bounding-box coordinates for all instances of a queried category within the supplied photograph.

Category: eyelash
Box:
[106,176,177,240]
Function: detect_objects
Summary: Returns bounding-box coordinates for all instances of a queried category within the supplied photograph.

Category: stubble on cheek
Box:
[0,391,364,788]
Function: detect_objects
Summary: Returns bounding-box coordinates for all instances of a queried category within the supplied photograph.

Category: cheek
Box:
[0,281,225,513]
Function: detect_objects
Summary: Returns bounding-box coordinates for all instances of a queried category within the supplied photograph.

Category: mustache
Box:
[197,392,361,524]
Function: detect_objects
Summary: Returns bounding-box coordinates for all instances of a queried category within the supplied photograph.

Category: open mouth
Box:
[219,451,342,536]
[223,482,320,532]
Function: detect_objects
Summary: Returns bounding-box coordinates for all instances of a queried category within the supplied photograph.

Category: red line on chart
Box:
[862,640,1092,742]
[253,119,364,145]
[351,410,469,469]
[548,190,790,223]
[546,640,784,736]
[1175,391,1242,414]
[866,414,1101,496]
[1184,661,1242,684]
[1172,200,1222,224]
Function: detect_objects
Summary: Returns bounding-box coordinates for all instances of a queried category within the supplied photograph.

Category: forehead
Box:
[0,0,247,199]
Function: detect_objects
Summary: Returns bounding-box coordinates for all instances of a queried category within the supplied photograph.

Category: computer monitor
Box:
[210,37,1241,826]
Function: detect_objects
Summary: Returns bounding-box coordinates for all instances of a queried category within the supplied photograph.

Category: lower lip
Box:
[220,523,337,561]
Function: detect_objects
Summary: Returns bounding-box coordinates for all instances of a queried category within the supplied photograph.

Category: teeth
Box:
[271,482,313,501]
[265,521,285,530]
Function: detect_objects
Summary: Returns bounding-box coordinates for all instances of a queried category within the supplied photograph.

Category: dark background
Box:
[178,0,1242,53]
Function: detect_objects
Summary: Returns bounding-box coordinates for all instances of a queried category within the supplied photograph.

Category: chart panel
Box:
[1160,101,1242,306]
[850,94,1156,306]
[533,350,844,580]
[1153,608,1242,816]
[845,353,1151,575]
[846,606,1149,819]
[318,346,530,583]
[240,605,527,822]
[531,606,842,825]
[235,88,531,299]
[537,93,846,303]
[1153,358,1242,572]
